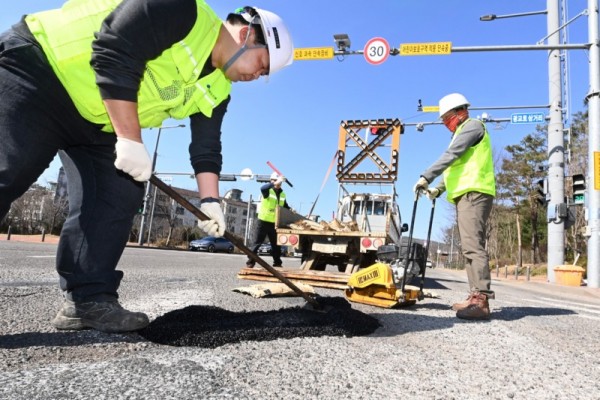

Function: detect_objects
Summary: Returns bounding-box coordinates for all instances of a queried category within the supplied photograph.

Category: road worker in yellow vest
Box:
[413,93,496,320]
[0,0,293,333]
[246,172,290,268]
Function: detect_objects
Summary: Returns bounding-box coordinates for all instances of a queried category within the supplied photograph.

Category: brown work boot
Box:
[451,293,477,311]
[456,292,490,320]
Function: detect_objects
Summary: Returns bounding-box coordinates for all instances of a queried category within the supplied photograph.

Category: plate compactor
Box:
[345,193,435,308]
[345,242,425,308]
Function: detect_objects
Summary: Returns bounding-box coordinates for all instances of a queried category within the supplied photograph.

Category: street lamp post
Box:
[138,124,185,246]
[479,4,568,282]
[480,10,547,22]
[545,0,566,283]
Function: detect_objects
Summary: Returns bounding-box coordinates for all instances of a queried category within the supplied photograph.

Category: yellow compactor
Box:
[344,243,425,308]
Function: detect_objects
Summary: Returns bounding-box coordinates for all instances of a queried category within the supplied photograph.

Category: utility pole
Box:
[244,194,253,246]
[586,0,600,288]
[138,124,185,246]
[545,0,566,283]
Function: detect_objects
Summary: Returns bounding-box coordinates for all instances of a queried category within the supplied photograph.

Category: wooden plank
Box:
[237,274,347,290]
[237,267,351,289]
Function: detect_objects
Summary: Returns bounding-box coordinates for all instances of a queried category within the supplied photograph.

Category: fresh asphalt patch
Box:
[138,296,380,348]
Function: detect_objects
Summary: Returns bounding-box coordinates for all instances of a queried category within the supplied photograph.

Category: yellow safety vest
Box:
[25,0,231,132]
[258,189,286,223]
[443,119,496,204]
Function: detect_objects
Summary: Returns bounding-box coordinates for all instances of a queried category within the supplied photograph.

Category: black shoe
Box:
[245,261,255,268]
[52,300,149,333]
[273,264,283,268]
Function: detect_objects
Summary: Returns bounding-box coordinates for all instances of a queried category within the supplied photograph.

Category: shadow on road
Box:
[370,306,577,337]
[492,306,576,320]
[0,330,144,349]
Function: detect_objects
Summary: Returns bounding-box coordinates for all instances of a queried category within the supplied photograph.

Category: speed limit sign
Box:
[363,37,390,65]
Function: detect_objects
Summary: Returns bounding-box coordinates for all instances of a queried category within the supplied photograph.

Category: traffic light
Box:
[137,200,145,214]
[535,179,547,206]
[218,174,237,182]
[572,173,586,205]
[370,127,387,135]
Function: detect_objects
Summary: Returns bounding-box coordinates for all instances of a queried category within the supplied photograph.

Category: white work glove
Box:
[114,137,152,182]
[413,176,429,193]
[198,202,226,237]
[274,175,286,186]
[426,187,443,200]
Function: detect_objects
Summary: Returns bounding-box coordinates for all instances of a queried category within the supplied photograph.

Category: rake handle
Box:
[148,175,320,309]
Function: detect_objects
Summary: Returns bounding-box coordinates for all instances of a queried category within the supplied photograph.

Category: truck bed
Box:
[276,207,391,238]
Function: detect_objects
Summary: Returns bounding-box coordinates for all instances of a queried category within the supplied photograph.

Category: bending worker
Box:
[413,93,496,320]
[0,1,293,333]
[246,173,290,268]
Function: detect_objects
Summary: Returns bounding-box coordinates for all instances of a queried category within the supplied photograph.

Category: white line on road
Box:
[536,296,600,309]
[527,297,600,315]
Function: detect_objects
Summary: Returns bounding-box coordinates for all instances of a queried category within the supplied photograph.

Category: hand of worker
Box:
[114,137,152,182]
[274,175,286,186]
[413,176,429,193]
[198,202,226,237]
[426,187,442,200]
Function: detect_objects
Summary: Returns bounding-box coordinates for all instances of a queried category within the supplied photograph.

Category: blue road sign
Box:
[511,112,545,124]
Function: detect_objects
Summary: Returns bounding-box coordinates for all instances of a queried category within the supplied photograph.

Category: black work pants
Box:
[0,25,143,302]
[248,220,282,266]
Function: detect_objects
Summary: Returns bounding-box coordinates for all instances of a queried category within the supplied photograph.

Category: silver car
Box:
[257,243,272,255]
[189,237,234,253]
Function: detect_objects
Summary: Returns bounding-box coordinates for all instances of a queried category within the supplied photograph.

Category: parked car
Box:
[189,237,234,253]
[257,243,272,255]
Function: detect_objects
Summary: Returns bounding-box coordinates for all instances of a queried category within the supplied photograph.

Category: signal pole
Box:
[586,0,600,288]
[545,0,566,283]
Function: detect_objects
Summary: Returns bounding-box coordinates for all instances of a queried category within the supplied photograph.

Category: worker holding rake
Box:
[0,1,293,333]
[246,172,291,268]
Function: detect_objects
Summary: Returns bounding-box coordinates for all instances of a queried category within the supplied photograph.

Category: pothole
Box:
[138,296,380,347]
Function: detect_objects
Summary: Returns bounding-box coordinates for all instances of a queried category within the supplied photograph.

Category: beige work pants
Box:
[456,191,495,299]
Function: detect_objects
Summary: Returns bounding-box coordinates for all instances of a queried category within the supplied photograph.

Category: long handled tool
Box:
[399,190,421,293]
[266,161,293,188]
[418,198,436,292]
[149,175,321,310]
[307,151,338,217]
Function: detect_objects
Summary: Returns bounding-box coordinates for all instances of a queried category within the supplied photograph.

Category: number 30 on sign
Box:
[364,37,390,65]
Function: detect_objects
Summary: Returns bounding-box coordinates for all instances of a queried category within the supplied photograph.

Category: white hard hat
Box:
[438,93,470,117]
[270,172,280,180]
[254,8,294,74]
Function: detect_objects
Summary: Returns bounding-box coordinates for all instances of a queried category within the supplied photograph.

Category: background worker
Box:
[413,93,496,320]
[0,0,293,333]
[246,173,291,268]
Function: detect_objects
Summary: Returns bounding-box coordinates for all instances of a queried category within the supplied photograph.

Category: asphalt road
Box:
[1,241,600,399]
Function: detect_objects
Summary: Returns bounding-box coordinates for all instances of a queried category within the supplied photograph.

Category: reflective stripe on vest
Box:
[25,0,231,132]
[258,189,286,223]
[443,119,496,204]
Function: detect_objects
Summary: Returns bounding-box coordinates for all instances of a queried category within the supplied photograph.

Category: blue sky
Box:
[2,1,592,241]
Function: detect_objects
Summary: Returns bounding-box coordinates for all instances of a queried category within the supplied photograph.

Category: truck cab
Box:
[338,193,403,252]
